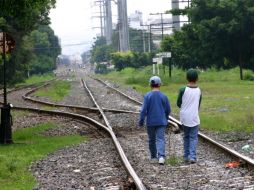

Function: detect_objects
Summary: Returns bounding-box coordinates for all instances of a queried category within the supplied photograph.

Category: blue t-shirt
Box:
[139,91,171,127]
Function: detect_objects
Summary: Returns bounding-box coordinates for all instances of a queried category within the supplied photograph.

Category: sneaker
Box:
[150,158,158,164]
[189,159,196,164]
[159,157,165,165]
[184,159,189,164]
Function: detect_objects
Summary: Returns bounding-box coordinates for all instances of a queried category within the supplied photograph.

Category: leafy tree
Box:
[90,36,113,63]
[92,44,114,63]
[24,26,61,75]
[190,0,254,79]
[111,51,152,71]
[0,0,57,84]
[89,29,155,71]
[0,0,56,38]
[95,63,108,74]
[163,0,254,79]
[129,29,143,52]
[38,25,61,59]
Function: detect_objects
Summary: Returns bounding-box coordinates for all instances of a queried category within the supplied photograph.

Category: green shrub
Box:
[243,73,254,81]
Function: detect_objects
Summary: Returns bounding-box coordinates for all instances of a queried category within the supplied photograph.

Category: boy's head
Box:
[186,69,198,82]
[149,76,161,88]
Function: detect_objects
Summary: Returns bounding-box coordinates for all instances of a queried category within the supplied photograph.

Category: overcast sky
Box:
[50,0,173,55]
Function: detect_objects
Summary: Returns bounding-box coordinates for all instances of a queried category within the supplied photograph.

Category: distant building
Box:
[129,10,143,30]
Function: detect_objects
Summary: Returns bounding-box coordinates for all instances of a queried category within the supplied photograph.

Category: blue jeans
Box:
[146,125,166,159]
[183,125,199,161]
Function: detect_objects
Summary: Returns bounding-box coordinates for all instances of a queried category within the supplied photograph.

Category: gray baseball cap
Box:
[149,76,161,85]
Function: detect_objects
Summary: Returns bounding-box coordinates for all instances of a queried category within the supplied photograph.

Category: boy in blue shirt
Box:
[139,76,171,165]
[177,69,202,164]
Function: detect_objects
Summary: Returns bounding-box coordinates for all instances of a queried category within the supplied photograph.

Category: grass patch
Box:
[12,111,30,120]
[166,156,183,166]
[15,73,55,87]
[0,122,85,190]
[99,66,254,133]
[34,80,71,102]
[41,105,56,111]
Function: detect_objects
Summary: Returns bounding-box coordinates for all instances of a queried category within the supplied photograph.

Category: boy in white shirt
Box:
[177,69,202,164]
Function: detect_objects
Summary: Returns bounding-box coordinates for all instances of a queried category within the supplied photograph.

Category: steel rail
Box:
[22,95,138,114]
[19,79,139,115]
[92,76,254,169]
[92,77,143,104]
[13,106,106,129]
[92,77,179,125]
[81,79,113,129]
[81,78,147,190]
[0,79,56,96]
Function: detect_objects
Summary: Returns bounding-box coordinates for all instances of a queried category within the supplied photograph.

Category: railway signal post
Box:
[155,52,172,78]
[0,31,15,144]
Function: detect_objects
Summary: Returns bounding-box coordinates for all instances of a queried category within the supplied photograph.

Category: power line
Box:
[91,0,113,45]
[32,42,92,50]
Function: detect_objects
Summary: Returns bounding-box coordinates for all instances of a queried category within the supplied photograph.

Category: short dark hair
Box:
[186,69,198,82]
[150,83,160,88]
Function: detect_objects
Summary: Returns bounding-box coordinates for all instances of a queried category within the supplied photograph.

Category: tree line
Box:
[0,0,61,84]
[88,28,156,73]
[163,0,254,80]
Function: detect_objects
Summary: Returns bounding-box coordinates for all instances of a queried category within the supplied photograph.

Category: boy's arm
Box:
[139,95,148,127]
[177,87,186,108]
[199,90,202,109]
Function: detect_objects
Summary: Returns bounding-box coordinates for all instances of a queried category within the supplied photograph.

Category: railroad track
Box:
[1,72,254,189]
[3,78,147,189]
[81,78,147,189]
[21,79,139,115]
[93,76,254,170]
[89,76,254,189]
[12,106,134,189]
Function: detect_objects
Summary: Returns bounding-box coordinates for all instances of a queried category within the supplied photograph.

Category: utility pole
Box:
[117,0,130,52]
[105,0,113,45]
[91,0,113,44]
[141,24,152,52]
[99,0,104,36]
[103,0,107,37]
[171,1,181,31]
[160,14,164,40]
[142,30,146,53]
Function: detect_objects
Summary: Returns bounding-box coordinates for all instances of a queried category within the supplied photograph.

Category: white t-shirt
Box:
[179,86,201,127]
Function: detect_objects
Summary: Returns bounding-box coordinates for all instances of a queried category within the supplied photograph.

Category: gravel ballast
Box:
[6,68,254,189]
